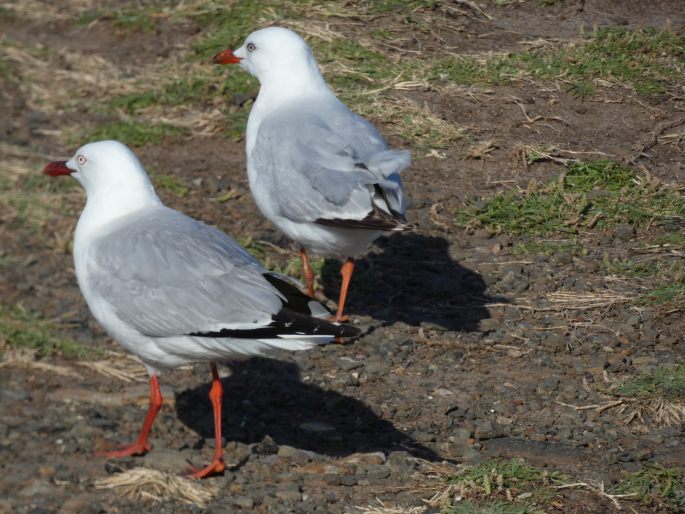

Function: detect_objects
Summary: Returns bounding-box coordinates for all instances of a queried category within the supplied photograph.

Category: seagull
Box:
[43,140,359,479]
[212,27,411,323]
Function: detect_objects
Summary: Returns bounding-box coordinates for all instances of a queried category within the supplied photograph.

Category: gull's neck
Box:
[246,67,333,156]
[75,186,162,245]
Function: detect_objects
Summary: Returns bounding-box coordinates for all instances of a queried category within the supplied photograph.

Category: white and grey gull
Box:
[213,27,412,322]
[43,139,358,478]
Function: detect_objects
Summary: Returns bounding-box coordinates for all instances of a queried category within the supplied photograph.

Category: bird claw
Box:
[187,457,225,479]
[95,441,151,458]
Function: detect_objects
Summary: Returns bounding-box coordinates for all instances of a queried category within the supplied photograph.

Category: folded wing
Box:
[253,105,410,230]
[86,207,357,340]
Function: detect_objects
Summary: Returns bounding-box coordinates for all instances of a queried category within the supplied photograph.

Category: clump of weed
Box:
[456,160,685,236]
[640,283,685,308]
[439,459,567,512]
[611,465,685,512]
[0,304,92,359]
[652,233,685,249]
[449,500,543,514]
[616,365,685,400]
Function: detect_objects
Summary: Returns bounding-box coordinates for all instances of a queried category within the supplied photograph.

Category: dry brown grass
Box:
[93,467,218,508]
[355,500,426,514]
[617,397,685,427]
[0,347,81,377]
[76,351,148,383]
[489,289,639,312]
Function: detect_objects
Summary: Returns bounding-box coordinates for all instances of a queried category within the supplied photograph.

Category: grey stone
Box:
[387,451,412,466]
[336,357,363,371]
[299,421,335,433]
[142,449,192,473]
[0,389,31,401]
[323,473,341,486]
[275,485,302,502]
[366,465,391,481]
[556,252,573,265]
[614,224,635,241]
[232,496,255,509]
[342,452,386,465]
[340,474,357,486]
[478,318,500,333]
[453,427,473,441]
[17,479,58,498]
[58,494,102,514]
[484,437,588,466]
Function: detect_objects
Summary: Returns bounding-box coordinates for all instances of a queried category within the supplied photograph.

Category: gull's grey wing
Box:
[253,102,410,227]
[86,206,283,337]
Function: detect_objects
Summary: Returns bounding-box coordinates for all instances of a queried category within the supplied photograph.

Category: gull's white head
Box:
[44,140,160,215]
[212,27,327,93]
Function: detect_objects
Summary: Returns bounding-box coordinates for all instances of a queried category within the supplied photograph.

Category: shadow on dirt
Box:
[320,233,490,332]
[176,357,446,462]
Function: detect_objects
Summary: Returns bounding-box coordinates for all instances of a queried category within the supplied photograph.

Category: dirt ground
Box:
[1,1,685,513]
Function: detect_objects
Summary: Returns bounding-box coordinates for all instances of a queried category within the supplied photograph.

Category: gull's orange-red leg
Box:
[189,364,226,479]
[96,374,163,458]
[334,258,355,323]
[300,247,316,297]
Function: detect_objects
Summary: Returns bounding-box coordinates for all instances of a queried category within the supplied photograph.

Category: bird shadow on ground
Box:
[320,233,491,332]
[175,357,446,463]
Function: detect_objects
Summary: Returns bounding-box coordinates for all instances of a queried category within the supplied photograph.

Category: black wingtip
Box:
[336,321,361,338]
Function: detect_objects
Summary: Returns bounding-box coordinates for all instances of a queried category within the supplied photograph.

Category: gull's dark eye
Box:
[77,155,87,165]
[246,42,256,52]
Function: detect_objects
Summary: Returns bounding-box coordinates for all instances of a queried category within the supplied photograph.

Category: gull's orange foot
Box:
[95,441,151,458]
[188,457,225,479]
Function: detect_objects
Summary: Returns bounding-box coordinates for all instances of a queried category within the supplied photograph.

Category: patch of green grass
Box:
[110,73,256,113]
[611,465,685,512]
[75,7,157,32]
[109,9,157,32]
[652,232,685,249]
[0,304,94,359]
[83,121,180,146]
[191,2,286,59]
[604,257,659,278]
[512,239,582,256]
[616,365,685,400]
[239,238,301,277]
[0,56,15,83]
[107,72,256,140]
[456,160,685,236]
[0,6,15,21]
[351,0,440,14]
[75,9,103,26]
[640,283,685,308]
[434,27,684,96]
[1,166,81,237]
[443,458,567,512]
[449,501,543,514]
[151,173,188,197]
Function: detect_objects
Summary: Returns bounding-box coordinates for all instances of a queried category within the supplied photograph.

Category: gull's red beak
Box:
[43,161,72,177]
[212,49,242,65]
